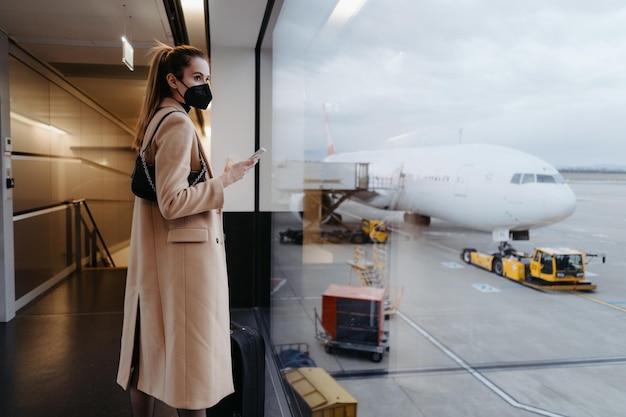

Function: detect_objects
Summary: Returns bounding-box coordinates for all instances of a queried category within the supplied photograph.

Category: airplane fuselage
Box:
[324,144,576,235]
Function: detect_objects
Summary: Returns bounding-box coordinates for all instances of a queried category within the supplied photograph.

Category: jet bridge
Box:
[277,160,370,191]
[276,160,371,239]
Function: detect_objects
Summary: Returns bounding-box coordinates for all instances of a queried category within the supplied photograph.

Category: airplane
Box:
[290,143,577,244]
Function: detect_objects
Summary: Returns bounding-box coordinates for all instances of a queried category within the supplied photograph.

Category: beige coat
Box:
[117,98,234,409]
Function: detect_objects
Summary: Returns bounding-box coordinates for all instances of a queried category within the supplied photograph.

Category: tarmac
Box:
[270,174,626,417]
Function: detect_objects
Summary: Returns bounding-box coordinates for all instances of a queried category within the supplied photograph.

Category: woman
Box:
[116,43,256,417]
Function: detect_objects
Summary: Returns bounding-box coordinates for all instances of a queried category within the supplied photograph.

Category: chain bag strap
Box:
[131,109,206,202]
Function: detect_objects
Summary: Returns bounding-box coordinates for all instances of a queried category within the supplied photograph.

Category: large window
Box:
[268,1,626,416]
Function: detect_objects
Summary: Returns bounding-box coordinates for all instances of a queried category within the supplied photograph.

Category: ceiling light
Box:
[122,36,134,71]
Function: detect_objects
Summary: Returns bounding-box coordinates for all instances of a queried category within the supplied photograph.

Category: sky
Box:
[273,0,626,168]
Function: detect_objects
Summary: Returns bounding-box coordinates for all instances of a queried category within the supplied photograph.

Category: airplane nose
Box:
[543,184,577,222]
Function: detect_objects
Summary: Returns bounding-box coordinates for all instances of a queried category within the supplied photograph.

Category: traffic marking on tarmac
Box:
[472,283,500,293]
[575,293,626,313]
[442,261,464,269]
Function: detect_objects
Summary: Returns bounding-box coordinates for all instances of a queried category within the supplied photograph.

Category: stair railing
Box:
[65,199,116,271]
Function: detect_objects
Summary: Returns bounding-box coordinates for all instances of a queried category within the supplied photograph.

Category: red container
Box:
[322,284,385,346]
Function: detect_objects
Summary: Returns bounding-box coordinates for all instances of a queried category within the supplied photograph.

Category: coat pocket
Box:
[167,228,209,243]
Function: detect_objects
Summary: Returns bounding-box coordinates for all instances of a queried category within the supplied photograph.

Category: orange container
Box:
[321,284,385,346]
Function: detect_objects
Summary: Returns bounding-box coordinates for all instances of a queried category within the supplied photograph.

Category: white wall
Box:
[210,46,257,212]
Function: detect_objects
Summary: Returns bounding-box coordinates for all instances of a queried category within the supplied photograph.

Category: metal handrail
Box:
[65,199,116,270]
[13,199,116,271]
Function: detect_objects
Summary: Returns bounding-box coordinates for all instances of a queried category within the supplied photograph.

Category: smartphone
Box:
[248,147,266,160]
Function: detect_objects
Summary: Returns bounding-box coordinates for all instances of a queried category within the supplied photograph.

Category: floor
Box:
[0,267,288,417]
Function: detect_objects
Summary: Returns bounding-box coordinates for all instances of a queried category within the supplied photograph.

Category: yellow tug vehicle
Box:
[461,244,603,291]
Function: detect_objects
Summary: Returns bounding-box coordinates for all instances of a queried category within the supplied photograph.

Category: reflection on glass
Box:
[9,56,135,298]
[269,1,625,415]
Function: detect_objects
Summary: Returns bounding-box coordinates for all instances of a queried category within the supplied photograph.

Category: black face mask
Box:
[177,80,212,110]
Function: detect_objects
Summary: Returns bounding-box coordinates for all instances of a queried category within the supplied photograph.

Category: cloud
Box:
[274,0,626,167]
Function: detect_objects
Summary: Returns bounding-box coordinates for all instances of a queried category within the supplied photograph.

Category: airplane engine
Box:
[404,212,431,226]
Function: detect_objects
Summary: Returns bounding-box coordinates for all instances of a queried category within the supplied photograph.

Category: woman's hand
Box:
[219,158,256,188]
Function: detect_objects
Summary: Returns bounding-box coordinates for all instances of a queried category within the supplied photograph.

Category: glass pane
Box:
[269,1,626,416]
[14,210,68,299]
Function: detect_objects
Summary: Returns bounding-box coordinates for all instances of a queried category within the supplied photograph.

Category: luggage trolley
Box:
[315,284,389,362]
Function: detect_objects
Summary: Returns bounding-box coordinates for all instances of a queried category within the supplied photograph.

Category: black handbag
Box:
[131,110,206,202]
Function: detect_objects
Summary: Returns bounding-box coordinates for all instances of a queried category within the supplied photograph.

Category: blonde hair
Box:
[132,42,208,150]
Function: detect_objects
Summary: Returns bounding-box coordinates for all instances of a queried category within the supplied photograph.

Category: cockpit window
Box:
[537,174,556,183]
[511,173,565,185]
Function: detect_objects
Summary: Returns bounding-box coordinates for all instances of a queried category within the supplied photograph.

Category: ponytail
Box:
[131,42,208,150]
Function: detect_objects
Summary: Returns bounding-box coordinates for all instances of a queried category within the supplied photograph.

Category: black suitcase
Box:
[207,322,265,417]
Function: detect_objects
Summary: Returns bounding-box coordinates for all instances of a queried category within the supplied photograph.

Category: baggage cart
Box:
[284,367,358,417]
[315,284,389,362]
